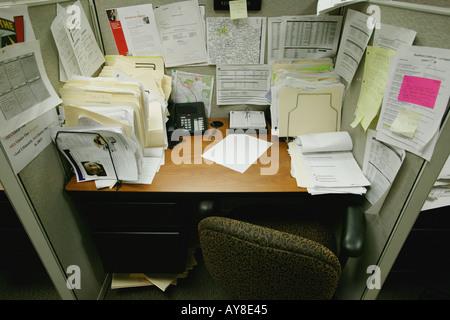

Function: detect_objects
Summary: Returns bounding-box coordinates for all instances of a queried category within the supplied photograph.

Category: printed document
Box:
[107,4,163,57]
[171,70,214,117]
[0,40,62,137]
[335,9,374,85]
[154,0,207,67]
[277,15,343,60]
[207,17,266,65]
[373,23,417,52]
[289,131,370,194]
[51,126,140,183]
[375,45,450,160]
[363,130,405,214]
[216,64,271,105]
[51,1,105,79]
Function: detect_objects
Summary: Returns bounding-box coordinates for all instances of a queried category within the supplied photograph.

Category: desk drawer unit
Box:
[74,197,189,274]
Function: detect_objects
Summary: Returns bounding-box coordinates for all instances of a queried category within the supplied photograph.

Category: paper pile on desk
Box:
[110,248,198,291]
[56,55,171,187]
[289,131,370,195]
[50,125,142,183]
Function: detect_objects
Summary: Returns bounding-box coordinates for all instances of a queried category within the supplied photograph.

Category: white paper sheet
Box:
[373,23,417,51]
[154,0,207,67]
[202,134,272,173]
[113,4,163,57]
[363,130,405,214]
[278,15,343,60]
[216,64,271,105]
[0,40,62,137]
[335,9,374,85]
[51,1,105,79]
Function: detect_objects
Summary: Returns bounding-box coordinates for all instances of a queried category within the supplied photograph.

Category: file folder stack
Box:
[56,56,172,188]
[269,59,345,138]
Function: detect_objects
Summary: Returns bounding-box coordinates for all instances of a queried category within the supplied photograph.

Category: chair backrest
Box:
[198,216,341,300]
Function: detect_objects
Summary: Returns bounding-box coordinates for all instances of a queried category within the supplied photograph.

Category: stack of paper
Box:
[110,248,198,291]
[289,131,370,195]
[269,59,345,137]
[50,125,142,184]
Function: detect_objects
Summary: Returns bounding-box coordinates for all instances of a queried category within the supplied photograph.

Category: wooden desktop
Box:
[65,118,305,194]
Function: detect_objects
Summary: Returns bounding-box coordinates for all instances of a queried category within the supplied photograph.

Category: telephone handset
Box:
[167,102,207,148]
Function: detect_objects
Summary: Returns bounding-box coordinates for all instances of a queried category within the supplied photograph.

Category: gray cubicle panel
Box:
[0,0,108,300]
[336,1,450,299]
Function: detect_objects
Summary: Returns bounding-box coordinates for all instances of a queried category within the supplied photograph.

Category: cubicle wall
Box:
[0,0,449,300]
[0,0,108,300]
[337,1,450,299]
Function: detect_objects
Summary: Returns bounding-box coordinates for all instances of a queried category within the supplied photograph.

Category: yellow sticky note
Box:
[390,108,421,138]
[229,0,248,20]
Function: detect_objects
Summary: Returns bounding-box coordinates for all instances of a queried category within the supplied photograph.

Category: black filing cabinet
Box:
[70,191,192,274]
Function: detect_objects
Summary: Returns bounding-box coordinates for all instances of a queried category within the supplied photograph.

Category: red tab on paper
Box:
[13,16,24,43]
[110,21,128,56]
[398,75,441,109]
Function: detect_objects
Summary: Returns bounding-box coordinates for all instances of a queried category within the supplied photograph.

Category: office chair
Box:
[197,201,365,300]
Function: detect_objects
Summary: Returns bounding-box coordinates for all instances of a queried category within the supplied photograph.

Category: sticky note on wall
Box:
[390,107,421,138]
[229,0,248,20]
[398,75,441,109]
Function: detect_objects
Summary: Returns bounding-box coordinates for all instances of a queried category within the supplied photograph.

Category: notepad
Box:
[229,111,266,130]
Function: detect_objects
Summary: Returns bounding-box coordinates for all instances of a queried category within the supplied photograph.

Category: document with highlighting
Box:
[278,15,343,60]
[216,64,271,105]
[375,45,450,160]
[207,17,266,65]
[335,9,374,85]
[51,1,105,79]
[0,40,62,137]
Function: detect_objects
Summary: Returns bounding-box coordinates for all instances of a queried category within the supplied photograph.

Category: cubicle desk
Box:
[66,119,353,274]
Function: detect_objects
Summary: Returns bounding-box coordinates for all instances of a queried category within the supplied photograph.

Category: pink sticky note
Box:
[398,75,441,109]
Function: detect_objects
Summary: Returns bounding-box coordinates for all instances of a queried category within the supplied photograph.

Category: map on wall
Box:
[171,70,214,117]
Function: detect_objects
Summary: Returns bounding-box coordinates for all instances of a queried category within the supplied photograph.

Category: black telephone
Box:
[167,102,207,148]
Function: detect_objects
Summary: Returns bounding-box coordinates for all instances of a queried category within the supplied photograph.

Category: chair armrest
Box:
[340,206,366,263]
[197,200,217,217]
